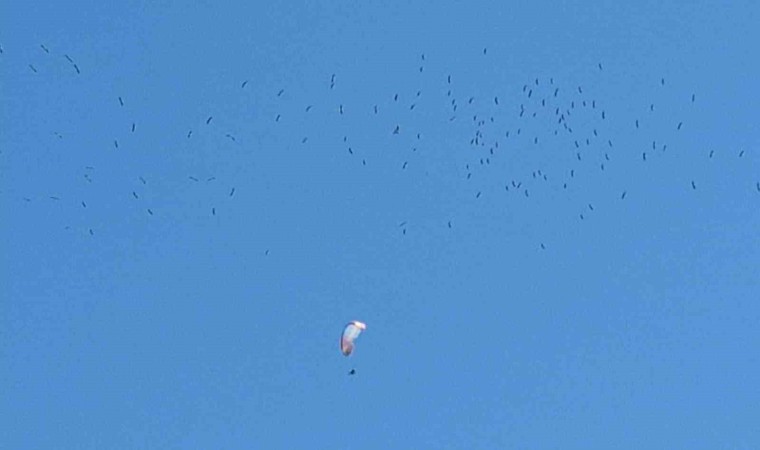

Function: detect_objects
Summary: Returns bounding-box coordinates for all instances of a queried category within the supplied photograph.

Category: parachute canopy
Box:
[340,321,366,356]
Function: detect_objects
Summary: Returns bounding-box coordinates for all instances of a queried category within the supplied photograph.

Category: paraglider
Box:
[340,321,366,356]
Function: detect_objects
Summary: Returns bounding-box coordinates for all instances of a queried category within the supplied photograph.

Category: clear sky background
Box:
[2,1,759,448]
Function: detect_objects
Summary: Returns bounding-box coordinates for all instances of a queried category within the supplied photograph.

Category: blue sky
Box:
[2,0,759,448]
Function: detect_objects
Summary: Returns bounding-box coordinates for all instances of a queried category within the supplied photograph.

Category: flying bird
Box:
[206,116,212,124]
[118,97,124,106]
